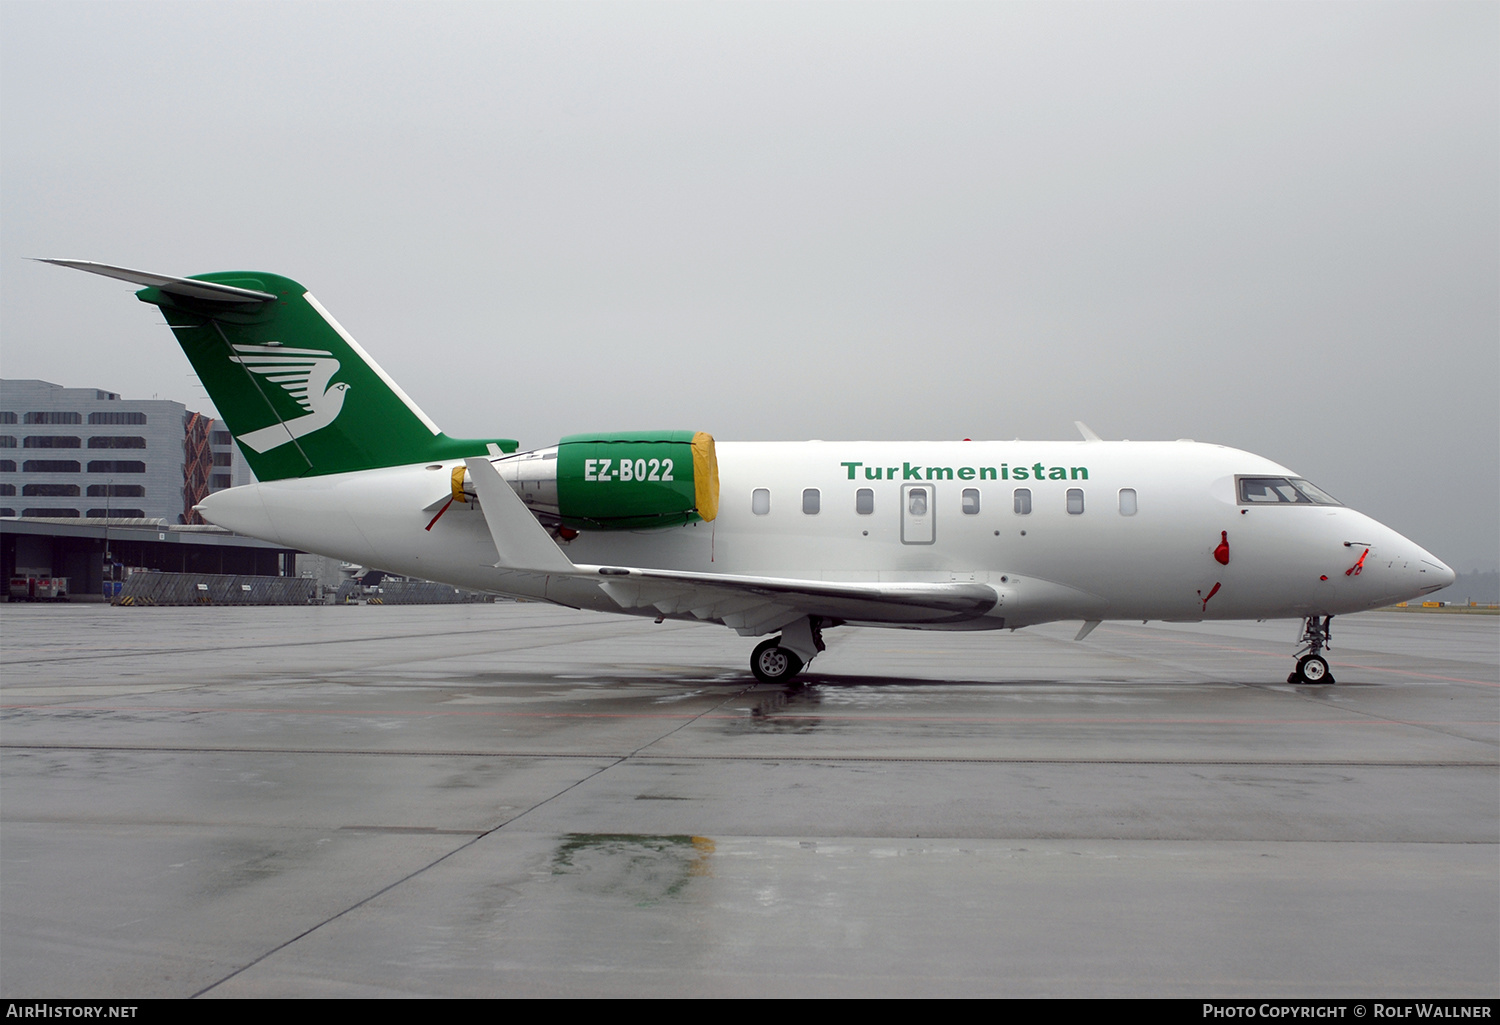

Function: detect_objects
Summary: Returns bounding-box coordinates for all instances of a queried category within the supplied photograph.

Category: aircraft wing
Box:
[589,568,997,633]
[462,457,998,634]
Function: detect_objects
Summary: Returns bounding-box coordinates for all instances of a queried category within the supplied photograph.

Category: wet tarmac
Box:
[1,603,1495,997]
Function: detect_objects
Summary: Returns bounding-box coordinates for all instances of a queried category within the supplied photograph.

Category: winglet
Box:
[463,457,576,574]
[1074,421,1102,442]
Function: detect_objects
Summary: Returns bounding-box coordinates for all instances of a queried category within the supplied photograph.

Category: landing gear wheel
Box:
[1290,616,1336,685]
[751,637,804,684]
[1295,654,1334,685]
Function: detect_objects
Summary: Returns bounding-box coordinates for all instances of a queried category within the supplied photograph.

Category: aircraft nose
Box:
[1402,538,1455,597]
[1360,516,1455,601]
[1425,554,1457,590]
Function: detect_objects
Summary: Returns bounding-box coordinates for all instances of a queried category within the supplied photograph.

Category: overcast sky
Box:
[2,2,1495,571]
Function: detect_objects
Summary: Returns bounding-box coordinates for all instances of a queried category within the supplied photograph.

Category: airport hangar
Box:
[1,516,300,599]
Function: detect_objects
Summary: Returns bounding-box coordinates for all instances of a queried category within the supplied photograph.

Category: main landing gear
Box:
[749,617,826,684]
[1290,615,1336,685]
[751,637,803,683]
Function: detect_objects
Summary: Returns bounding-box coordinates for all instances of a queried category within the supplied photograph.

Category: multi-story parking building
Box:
[0,379,252,524]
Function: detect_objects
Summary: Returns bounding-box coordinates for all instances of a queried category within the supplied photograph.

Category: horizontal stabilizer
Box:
[35,259,276,304]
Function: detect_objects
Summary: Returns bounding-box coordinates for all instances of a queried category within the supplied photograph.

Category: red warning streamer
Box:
[426,465,470,531]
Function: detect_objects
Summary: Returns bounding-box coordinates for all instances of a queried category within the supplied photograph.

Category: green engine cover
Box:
[555,431,719,530]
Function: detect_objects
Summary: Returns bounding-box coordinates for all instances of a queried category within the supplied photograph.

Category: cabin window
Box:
[1118,488,1137,516]
[751,488,770,515]
[1013,488,1031,514]
[962,488,980,514]
[908,489,928,516]
[802,488,820,514]
[1067,488,1085,514]
[855,488,874,514]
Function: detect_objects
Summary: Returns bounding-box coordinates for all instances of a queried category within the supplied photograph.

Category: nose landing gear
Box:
[1290,615,1336,685]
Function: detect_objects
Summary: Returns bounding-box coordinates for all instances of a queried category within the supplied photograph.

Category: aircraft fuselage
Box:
[198,439,1451,630]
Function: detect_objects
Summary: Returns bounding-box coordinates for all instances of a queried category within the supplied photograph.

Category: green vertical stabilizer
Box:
[132,271,516,480]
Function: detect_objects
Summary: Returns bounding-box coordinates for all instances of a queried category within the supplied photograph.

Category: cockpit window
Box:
[1289,479,1340,505]
[1237,476,1342,506]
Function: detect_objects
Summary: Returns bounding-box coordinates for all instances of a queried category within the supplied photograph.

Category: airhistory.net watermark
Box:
[5,1006,137,1019]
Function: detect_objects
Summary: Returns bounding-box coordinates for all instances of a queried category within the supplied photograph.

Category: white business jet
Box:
[44,260,1456,685]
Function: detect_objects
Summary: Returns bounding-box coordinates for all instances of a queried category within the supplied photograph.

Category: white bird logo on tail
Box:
[228,344,352,453]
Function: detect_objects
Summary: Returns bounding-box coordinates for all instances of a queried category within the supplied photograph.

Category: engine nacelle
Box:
[483,431,719,531]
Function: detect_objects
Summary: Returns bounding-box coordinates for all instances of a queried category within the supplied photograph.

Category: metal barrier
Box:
[113,573,494,606]
[335,579,495,604]
[116,571,317,606]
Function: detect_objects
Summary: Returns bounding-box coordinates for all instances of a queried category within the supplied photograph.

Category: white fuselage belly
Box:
[197,440,1450,629]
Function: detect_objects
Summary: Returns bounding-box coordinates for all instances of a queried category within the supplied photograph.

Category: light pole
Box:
[102,477,113,599]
